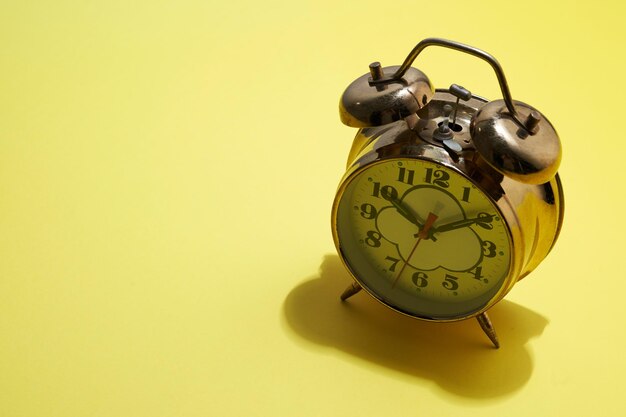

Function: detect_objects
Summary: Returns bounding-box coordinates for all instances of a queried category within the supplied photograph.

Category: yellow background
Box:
[1,1,624,416]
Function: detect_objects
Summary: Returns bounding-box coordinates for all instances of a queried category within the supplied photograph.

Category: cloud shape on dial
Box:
[376,187,483,271]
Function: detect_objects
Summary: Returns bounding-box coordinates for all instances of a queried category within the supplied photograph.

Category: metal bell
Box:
[470,100,561,184]
[339,63,434,128]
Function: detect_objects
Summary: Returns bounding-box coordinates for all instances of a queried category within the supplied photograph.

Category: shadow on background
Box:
[283,254,549,399]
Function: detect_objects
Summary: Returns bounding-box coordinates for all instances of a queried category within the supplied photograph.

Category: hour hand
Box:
[389,197,421,227]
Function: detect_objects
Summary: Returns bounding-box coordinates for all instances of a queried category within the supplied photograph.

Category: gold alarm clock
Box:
[331,38,564,348]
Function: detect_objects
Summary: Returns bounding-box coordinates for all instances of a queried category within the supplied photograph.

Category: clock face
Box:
[333,158,512,320]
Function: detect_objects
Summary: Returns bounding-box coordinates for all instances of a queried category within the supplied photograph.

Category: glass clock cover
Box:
[334,158,512,320]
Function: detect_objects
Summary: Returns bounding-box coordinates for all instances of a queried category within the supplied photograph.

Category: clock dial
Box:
[334,158,512,320]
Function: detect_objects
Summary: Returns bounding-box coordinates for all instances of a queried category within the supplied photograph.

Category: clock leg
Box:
[476,312,500,349]
[340,281,362,301]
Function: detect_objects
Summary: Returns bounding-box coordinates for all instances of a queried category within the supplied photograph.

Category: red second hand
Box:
[392,212,438,288]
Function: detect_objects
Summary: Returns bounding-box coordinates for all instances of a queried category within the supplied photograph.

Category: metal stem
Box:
[451,97,460,126]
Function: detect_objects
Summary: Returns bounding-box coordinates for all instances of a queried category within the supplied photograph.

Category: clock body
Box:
[331,90,564,321]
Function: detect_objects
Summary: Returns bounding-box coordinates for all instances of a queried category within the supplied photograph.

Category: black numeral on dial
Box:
[442,274,459,291]
[461,186,471,202]
[384,256,400,272]
[470,266,484,280]
[412,272,429,288]
[365,230,382,247]
[481,240,497,257]
[360,203,377,219]
[397,167,415,185]
[424,168,450,188]
[372,182,398,200]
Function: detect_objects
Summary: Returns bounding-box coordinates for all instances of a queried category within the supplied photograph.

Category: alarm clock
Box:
[331,38,564,348]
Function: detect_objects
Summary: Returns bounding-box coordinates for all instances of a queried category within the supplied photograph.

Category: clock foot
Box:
[340,282,362,301]
[476,312,500,349]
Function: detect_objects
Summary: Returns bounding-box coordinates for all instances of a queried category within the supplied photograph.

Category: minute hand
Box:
[435,213,494,234]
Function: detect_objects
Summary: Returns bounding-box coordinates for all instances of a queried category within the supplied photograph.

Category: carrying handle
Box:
[369,38,518,117]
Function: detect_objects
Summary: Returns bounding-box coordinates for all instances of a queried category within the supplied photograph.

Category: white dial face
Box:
[334,158,512,320]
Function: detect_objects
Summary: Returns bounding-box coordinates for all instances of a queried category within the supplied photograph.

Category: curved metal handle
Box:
[370,38,518,116]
